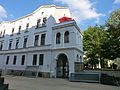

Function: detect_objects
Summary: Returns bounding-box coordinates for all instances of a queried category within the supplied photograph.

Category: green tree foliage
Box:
[101,9,120,60]
[83,25,107,68]
[83,9,120,69]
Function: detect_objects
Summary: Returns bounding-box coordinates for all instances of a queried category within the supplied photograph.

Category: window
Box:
[77,55,79,61]
[41,34,46,45]
[18,26,21,33]
[13,56,17,65]
[33,54,37,65]
[0,30,5,37]
[3,30,5,37]
[0,41,3,50]
[41,12,44,14]
[6,56,9,65]
[39,54,44,65]
[64,31,69,43]
[21,55,25,65]
[0,31,2,37]
[15,39,19,49]
[26,23,29,30]
[36,19,41,28]
[56,33,61,44]
[23,38,27,48]
[8,41,12,50]
[11,28,14,35]
[80,56,82,62]
[42,17,47,26]
[34,35,39,46]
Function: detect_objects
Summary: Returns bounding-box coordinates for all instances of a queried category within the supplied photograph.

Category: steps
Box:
[0,74,9,90]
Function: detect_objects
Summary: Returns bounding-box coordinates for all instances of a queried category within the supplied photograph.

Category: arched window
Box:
[56,33,61,44]
[80,56,82,62]
[77,55,79,61]
[64,31,69,43]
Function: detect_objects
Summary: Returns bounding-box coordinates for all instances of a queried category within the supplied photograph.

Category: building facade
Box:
[0,5,83,78]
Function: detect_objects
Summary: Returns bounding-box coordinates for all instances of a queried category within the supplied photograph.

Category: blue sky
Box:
[0,0,120,30]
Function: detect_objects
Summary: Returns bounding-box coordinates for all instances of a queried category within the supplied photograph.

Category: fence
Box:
[69,72,101,83]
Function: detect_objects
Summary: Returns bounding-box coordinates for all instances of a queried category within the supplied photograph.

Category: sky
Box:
[0,0,120,30]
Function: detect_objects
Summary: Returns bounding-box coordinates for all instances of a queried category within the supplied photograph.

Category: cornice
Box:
[0,5,68,24]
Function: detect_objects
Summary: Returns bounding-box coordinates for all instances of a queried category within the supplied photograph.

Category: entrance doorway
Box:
[56,54,69,78]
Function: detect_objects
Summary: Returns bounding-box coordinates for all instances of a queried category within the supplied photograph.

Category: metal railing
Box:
[69,72,101,83]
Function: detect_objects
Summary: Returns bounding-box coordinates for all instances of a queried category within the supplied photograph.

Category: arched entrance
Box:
[56,54,69,78]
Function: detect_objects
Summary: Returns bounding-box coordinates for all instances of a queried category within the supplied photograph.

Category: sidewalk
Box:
[4,75,120,90]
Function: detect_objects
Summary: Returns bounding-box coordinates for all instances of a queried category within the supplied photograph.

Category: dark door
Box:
[56,54,69,78]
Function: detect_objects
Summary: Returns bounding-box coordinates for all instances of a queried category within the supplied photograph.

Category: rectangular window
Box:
[41,34,46,45]
[36,19,41,28]
[9,41,12,50]
[6,56,9,65]
[12,28,14,34]
[13,56,17,65]
[0,31,2,37]
[26,23,29,30]
[33,54,37,65]
[39,54,44,65]
[15,39,19,49]
[3,30,5,37]
[42,17,47,26]
[0,41,3,50]
[18,25,21,33]
[34,35,39,46]
[23,38,27,48]
[21,55,25,65]
[74,62,83,72]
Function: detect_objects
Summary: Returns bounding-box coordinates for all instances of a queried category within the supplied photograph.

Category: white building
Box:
[0,5,83,78]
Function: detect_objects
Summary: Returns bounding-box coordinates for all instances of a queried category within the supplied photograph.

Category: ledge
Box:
[35,25,47,29]
[0,44,51,54]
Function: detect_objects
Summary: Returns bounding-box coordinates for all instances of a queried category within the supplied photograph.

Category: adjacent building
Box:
[0,5,83,78]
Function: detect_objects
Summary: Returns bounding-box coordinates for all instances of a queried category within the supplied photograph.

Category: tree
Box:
[83,25,107,69]
[101,9,120,60]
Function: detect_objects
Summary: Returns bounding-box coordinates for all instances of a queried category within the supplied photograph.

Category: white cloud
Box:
[54,0,103,23]
[0,5,7,21]
[114,0,120,4]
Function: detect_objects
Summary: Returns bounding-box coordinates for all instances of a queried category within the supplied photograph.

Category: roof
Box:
[0,5,68,24]
[59,16,72,23]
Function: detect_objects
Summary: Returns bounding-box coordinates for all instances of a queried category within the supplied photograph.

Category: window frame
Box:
[33,54,37,65]
[41,34,46,45]
[39,54,44,65]
[21,55,25,65]
[18,25,21,33]
[34,35,39,46]
[13,56,17,65]
[23,37,28,48]
[15,39,19,49]
[36,19,41,28]
[8,40,12,50]
[0,41,3,50]
[26,23,29,30]
[64,31,69,43]
[56,32,61,44]
[11,28,14,35]
[42,17,47,26]
[6,56,9,65]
